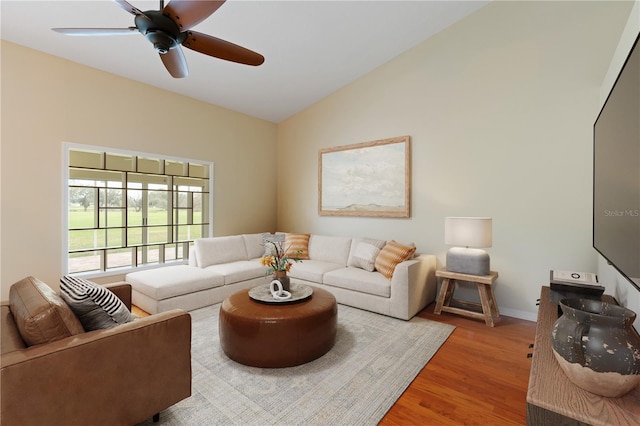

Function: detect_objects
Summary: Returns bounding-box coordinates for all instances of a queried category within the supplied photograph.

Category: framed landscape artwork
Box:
[318,136,411,217]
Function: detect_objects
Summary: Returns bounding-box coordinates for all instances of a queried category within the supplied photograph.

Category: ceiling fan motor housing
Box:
[135,10,186,54]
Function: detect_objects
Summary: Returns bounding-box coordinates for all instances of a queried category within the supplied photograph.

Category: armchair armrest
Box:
[1,310,191,425]
[104,281,132,310]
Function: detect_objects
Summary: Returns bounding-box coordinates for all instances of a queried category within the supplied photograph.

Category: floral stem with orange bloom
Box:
[260,241,302,275]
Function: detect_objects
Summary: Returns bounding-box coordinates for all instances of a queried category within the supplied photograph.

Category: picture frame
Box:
[318,136,411,217]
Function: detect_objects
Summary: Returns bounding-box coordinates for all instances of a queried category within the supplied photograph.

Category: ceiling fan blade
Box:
[52,27,138,36]
[163,0,226,30]
[182,31,264,66]
[160,47,189,78]
[112,0,144,16]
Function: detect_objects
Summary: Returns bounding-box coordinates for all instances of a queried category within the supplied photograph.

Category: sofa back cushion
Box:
[308,235,352,265]
[243,233,266,259]
[195,236,248,268]
[9,276,85,347]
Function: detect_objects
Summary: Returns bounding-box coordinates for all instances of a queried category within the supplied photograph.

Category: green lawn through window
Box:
[68,207,203,251]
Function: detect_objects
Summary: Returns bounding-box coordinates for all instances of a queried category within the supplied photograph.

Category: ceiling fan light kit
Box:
[52,0,264,78]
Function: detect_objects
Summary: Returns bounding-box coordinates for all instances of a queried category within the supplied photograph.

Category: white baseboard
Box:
[499,306,538,322]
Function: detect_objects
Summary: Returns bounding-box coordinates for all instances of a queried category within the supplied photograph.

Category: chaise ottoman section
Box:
[126,265,224,314]
[202,260,268,285]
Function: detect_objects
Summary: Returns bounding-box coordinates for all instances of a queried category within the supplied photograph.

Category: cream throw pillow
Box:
[348,242,382,272]
[374,240,416,279]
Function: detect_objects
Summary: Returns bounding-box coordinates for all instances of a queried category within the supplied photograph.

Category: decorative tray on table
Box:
[249,283,313,304]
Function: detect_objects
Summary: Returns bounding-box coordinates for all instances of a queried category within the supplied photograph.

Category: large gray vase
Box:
[551,298,640,397]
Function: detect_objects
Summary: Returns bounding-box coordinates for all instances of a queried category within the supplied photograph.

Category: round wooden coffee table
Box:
[219,286,337,368]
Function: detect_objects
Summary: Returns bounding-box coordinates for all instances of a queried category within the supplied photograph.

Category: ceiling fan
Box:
[52,0,264,78]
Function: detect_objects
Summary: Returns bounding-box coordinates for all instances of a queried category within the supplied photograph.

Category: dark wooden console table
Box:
[526,286,640,425]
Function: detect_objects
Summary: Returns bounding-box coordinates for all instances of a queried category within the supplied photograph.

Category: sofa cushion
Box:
[288,260,344,282]
[374,240,416,279]
[195,236,248,268]
[308,235,352,265]
[60,276,135,331]
[9,276,85,346]
[204,260,269,285]
[324,268,391,298]
[285,233,310,260]
[243,233,266,259]
[126,264,224,300]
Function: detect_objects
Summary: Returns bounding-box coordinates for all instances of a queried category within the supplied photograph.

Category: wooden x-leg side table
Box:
[434,269,499,327]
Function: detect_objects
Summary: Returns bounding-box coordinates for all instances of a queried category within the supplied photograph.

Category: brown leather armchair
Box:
[1,277,192,425]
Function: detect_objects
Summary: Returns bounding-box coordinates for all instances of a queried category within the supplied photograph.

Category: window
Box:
[65,144,212,275]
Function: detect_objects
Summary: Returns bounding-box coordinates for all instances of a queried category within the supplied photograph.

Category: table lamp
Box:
[445,217,492,276]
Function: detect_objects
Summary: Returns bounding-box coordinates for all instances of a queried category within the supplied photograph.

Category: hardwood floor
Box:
[133,302,537,425]
[380,303,537,426]
[132,305,149,318]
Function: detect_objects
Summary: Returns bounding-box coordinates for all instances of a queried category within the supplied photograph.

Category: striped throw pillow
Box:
[284,233,310,260]
[60,276,134,331]
[374,240,416,279]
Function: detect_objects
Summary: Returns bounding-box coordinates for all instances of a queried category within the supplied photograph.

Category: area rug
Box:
[142,303,454,426]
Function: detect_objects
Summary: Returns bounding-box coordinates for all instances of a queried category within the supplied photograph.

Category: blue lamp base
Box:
[446,247,490,276]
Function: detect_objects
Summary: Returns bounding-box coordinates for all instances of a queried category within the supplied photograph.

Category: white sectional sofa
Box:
[126,233,437,320]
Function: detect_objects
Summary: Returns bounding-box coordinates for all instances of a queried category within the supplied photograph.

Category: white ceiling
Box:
[1,0,489,123]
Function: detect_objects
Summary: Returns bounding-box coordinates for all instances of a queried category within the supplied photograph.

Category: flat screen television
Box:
[593,32,640,291]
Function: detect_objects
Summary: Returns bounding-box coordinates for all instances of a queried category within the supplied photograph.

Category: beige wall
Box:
[597,1,640,330]
[2,2,636,319]
[277,1,635,320]
[0,41,278,299]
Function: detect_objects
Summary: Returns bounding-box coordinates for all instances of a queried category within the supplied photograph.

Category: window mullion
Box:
[142,183,149,264]
[167,176,174,244]
[122,171,128,254]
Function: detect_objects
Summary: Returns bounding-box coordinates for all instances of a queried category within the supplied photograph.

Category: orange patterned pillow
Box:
[374,240,416,279]
[284,233,310,260]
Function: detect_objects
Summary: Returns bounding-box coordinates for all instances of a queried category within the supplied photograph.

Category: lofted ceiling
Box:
[1,0,489,123]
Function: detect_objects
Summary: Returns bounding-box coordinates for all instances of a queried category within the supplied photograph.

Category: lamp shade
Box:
[445,217,492,248]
